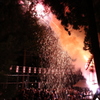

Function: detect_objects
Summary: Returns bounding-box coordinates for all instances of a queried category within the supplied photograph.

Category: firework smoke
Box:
[23,0,91,81]
[22,0,98,93]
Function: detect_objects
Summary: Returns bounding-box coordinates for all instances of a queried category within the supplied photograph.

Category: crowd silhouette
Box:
[8,87,94,100]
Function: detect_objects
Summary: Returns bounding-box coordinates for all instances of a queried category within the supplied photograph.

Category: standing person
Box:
[93,88,100,100]
[40,89,46,100]
[49,91,53,100]
[45,90,51,100]
[65,88,69,100]
[34,89,40,100]
[52,90,58,100]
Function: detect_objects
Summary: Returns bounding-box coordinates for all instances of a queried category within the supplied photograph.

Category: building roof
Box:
[73,80,89,88]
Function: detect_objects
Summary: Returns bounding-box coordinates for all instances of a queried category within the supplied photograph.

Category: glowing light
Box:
[86,80,98,94]
[20,0,99,97]
[84,56,98,94]
[36,3,46,18]
[96,98,99,100]
[19,0,24,4]
[84,55,88,61]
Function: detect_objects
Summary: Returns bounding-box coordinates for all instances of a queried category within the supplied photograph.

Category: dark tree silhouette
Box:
[0,0,43,72]
[41,0,100,50]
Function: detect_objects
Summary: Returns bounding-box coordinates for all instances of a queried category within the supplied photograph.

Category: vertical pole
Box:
[87,0,100,86]
[5,75,8,89]
[22,49,26,88]
[23,49,26,66]
[16,73,19,90]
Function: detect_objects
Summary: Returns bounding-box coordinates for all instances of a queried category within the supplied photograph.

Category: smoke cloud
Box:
[33,2,92,79]
[48,14,91,78]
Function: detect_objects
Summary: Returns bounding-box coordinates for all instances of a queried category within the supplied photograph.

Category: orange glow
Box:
[84,57,98,94]
[33,2,98,93]
[49,14,91,70]
[48,13,99,93]
[84,55,89,61]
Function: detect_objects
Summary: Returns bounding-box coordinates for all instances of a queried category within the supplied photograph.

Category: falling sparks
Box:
[21,0,98,95]
[34,26,79,93]
[48,13,99,94]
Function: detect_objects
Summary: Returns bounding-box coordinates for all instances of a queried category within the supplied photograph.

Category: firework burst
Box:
[20,0,84,95]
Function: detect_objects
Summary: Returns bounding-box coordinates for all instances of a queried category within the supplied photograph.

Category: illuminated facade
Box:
[85,55,98,93]
[0,65,48,90]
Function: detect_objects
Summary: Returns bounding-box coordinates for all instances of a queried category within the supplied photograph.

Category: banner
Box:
[23,66,26,73]
[16,66,19,73]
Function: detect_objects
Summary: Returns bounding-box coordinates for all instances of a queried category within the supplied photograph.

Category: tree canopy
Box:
[0,0,43,72]
[42,0,100,31]
[41,0,100,53]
